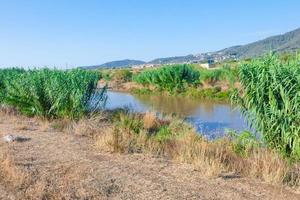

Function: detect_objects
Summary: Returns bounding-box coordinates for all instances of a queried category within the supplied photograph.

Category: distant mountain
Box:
[81,59,146,69]
[82,27,300,69]
[150,27,300,63]
[217,27,300,58]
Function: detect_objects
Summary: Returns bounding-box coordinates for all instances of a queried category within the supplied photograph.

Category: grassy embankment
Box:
[98,63,238,101]
[1,54,300,188]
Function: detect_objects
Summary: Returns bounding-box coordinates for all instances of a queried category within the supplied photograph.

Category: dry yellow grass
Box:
[2,106,298,187]
[0,105,18,116]
[68,114,109,137]
[0,150,28,188]
[176,133,294,182]
[175,133,236,176]
[95,112,300,186]
[245,149,289,184]
[143,112,158,130]
[49,113,110,138]
[0,152,95,199]
[95,126,115,152]
[50,118,73,132]
[1,110,300,199]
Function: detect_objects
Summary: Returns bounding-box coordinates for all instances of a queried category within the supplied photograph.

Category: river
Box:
[105,91,249,139]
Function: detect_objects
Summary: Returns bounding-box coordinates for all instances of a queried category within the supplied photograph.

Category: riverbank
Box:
[97,65,238,102]
[100,80,234,102]
[104,90,247,138]
[1,110,300,199]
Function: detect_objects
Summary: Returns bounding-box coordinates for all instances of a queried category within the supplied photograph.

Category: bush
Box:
[113,69,133,82]
[155,126,173,143]
[133,64,200,93]
[101,71,111,81]
[183,87,232,101]
[1,68,106,119]
[234,53,300,158]
[199,65,237,86]
[228,130,260,157]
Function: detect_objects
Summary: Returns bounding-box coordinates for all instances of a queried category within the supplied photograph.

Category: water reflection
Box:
[105,91,249,139]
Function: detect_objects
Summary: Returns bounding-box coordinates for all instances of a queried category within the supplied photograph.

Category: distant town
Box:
[81,27,300,70]
[131,52,238,69]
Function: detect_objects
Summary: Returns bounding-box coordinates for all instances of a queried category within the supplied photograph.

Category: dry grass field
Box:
[0,111,300,200]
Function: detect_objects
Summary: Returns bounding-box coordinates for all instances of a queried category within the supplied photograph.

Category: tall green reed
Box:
[133,64,200,93]
[0,68,106,119]
[234,53,300,158]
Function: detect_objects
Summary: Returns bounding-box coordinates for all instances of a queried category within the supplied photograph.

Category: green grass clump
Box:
[133,64,200,93]
[107,111,193,155]
[155,126,173,143]
[234,53,300,158]
[0,68,25,103]
[198,65,238,86]
[101,71,112,81]
[131,88,154,95]
[98,68,132,82]
[113,69,133,82]
[0,68,106,119]
[115,112,143,134]
[184,87,232,101]
[228,130,260,157]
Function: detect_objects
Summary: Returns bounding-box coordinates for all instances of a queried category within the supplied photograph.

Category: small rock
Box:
[2,134,30,143]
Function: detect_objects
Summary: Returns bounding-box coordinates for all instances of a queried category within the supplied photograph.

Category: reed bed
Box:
[0,68,106,119]
[234,53,300,159]
[133,64,200,93]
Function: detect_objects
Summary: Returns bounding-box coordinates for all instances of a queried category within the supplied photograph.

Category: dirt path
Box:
[0,113,299,200]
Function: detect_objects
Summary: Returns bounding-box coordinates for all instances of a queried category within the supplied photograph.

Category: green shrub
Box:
[131,88,153,95]
[184,87,232,101]
[115,112,143,134]
[199,65,237,86]
[134,64,200,93]
[228,130,260,157]
[1,68,106,119]
[234,53,300,158]
[113,69,133,82]
[155,126,172,143]
[102,72,111,81]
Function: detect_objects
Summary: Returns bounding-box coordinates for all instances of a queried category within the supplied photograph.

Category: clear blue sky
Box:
[1,0,300,68]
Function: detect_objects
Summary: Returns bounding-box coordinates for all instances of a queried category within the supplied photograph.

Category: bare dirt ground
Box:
[0,113,300,200]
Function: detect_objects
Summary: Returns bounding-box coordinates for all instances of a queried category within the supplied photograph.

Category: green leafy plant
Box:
[134,64,200,93]
[184,87,232,100]
[0,68,106,119]
[233,53,300,158]
[228,130,260,157]
[155,126,172,143]
[199,65,237,86]
[113,69,133,82]
[115,112,143,135]
[0,68,25,103]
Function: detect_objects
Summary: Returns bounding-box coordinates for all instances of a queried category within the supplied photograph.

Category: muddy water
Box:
[105,91,249,139]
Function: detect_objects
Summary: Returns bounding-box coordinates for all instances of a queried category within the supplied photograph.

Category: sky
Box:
[0,0,300,68]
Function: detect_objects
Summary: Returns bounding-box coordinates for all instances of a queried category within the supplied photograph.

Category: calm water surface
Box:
[105,91,249,139]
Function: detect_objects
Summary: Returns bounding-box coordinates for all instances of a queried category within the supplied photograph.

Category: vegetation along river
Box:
[105,91,249,139]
